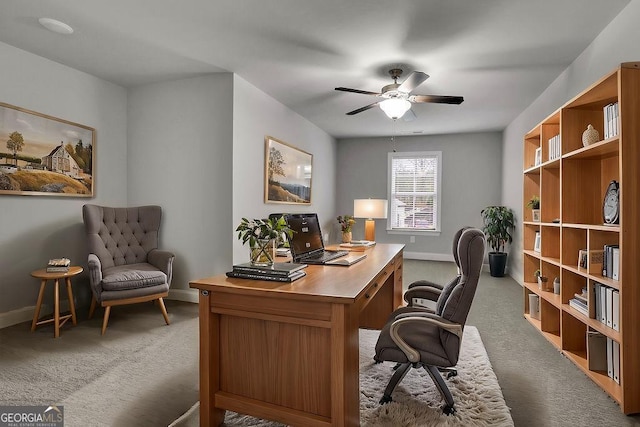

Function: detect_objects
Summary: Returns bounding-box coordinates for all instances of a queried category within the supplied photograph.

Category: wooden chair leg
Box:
[157,297,170,325]
[31,280,47,332]
[88,295,97,319]
[101,306,111,335]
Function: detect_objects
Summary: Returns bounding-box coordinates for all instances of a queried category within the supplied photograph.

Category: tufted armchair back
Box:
[83,205,161,270]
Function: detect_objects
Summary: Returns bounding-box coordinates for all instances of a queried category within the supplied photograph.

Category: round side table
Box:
[30,266,83,338]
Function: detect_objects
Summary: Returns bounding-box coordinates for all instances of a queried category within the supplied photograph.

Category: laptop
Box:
[284,213,351,264]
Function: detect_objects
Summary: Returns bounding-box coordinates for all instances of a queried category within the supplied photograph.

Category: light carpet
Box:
[170,326,513,427]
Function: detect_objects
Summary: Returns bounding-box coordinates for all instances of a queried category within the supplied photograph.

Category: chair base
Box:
[379,362,456,415]
[89,292,170,335]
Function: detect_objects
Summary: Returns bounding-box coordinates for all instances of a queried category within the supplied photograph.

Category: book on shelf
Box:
[568,298,588,316]
[46,257,71,272]
[231,262,307,277]
[226,269,307,282]
[604,102,619,139]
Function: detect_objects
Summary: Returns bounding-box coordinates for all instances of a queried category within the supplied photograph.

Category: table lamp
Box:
[353,199,388,242]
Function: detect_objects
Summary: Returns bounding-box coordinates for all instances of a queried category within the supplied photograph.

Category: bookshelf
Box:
[522,63,640,414]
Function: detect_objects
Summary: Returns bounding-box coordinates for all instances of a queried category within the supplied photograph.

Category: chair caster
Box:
[447,369,458,379]
[442,404,456,416]
[379,394,393,404]
[392,362,402,370]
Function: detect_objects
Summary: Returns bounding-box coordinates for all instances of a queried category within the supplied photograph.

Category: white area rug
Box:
[169,326,513,427]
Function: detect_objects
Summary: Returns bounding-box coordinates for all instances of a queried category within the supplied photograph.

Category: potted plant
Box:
[236,216,293,266]
[526,195,540,222]
[337,215,356,243]
[481,205,516,277]
[534,269,549,291]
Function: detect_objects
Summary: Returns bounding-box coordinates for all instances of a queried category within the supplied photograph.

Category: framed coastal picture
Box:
[264,136,312,204]
[0,102,95,197]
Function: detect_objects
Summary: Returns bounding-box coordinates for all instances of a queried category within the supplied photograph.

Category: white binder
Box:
[612,247,620,280]
[607,337,614,379]
[613,340,620,384]
[612,290,620,332]
[606,287,613,328]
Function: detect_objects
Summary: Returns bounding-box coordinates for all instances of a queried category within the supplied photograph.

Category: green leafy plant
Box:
[526,195,540,209]
[235,216,293,247]
[337,215,356,232]
[481,206,516,253]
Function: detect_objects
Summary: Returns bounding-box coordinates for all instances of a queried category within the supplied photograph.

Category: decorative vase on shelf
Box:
[249,238,275,267]
[342,231,352,243]
[582,124,599,147]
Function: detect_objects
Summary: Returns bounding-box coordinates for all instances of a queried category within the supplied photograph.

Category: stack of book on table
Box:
[339,240,375,251]
[47,258,71,273]
[226,262,307,282]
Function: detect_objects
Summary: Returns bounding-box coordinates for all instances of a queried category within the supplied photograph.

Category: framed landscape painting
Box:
[0,102,95,197]
[264,136,312,204]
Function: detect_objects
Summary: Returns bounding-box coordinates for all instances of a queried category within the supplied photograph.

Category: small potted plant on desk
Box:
[236,216,293,266]
[527,195,540,222]
[481,205,516,277]
[337,215,356,243]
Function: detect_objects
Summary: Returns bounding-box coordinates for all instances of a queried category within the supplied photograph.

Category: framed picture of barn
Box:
[0,102,95,197]
[264,136,312,204]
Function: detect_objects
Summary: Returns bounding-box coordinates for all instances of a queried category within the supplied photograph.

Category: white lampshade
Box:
[379,98,411,119]
[354,199,388,219]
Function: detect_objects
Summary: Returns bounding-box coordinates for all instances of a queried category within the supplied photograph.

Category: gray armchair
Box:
[374,228,485,415]
[82,204,174,335]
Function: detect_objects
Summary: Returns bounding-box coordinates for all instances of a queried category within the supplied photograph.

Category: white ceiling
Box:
[0,0,631,138]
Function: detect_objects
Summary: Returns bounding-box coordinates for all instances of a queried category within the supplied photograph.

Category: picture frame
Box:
[533,231,541,253]
[534,147,542,166]
[264,136,312,204]
[0,102,95,197]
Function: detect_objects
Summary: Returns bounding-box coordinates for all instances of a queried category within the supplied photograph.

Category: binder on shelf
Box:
[605,287,613,328]
[613,340,620,384]
[587,331,607,372]
[612,289,620,332]
[607,337,614,379]
[594,283,601,322]
[599,284,607,324]
[611,247,620,280]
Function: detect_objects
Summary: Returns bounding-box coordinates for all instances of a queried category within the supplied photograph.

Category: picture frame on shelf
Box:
[0,102,95,197]
[533,231,541,253]
[264,136,312,205]
[534,147,542,166]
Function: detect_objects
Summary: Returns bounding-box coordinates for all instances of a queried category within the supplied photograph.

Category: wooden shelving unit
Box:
[522,62,640,414]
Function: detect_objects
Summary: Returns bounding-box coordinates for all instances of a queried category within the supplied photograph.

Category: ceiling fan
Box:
[335,68,464,119]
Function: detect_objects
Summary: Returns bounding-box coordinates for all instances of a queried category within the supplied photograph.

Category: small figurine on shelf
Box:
[553,277,560,295]
[582,124,599,147]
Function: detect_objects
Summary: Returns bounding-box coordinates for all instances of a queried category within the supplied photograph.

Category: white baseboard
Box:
[167,288,199,304]
[403,251,492,273]
[0,301,70,330]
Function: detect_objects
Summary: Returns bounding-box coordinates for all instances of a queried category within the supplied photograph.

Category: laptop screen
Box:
[285,213,324,259]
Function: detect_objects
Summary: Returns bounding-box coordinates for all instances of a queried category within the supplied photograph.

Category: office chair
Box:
[403,226,470,311]
[83,204,175,335]
[373,228,486,415]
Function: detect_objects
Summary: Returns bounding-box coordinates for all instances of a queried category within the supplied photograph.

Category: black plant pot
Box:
[488,252,507,277]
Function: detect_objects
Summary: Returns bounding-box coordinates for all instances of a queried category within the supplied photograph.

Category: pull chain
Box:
[390,119,397,152]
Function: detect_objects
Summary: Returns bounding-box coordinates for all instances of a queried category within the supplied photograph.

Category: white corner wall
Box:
[0,42,128,315]
[503,0,640,283]
[232,75,337,264]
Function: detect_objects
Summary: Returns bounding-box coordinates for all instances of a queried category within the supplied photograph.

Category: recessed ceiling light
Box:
[38,18,74,35]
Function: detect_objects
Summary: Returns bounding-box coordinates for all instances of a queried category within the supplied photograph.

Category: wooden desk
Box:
[189,243,404,426]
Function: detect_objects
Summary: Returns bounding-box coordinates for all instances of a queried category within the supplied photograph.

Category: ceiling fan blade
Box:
[403,109,417,122]
[410,95,464,104]
[346,102,380,115]
[335,87,380,96]
[397,71,429,93]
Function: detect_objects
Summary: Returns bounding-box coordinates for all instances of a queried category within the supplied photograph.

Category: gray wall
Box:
[127,74,234,296]
[0,42,128,317]
[502,0,640,283]
[336,132,502,258]
[232,76,337,263]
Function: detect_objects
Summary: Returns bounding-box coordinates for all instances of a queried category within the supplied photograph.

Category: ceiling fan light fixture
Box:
[380,98,411,119]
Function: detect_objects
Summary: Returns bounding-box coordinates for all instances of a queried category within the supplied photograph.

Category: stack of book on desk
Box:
[339,240,375,251]
[46,258,71,273]
[226,262,307,282]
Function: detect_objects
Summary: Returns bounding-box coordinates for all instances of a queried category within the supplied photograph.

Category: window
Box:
[387,151,442,233]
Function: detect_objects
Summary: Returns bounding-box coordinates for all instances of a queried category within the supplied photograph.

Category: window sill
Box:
[386,229,441,237]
